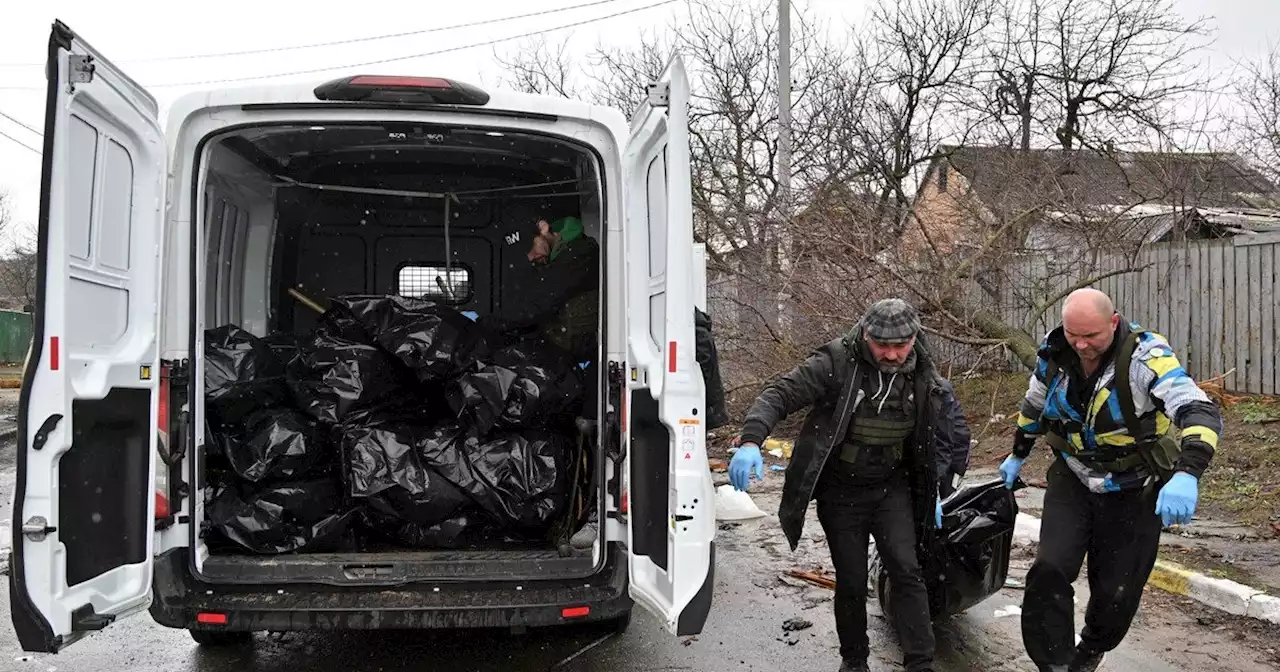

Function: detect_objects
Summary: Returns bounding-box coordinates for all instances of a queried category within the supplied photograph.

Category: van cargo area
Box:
[190,122,607,585]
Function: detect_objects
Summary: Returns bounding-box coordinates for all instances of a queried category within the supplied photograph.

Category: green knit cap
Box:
[549,216,583,260]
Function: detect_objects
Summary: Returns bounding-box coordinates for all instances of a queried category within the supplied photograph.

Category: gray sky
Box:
[0,0,1275,236]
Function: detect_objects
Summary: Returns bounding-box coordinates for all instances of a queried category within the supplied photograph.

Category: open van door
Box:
[9,21,166,653]
[622,54,716,637]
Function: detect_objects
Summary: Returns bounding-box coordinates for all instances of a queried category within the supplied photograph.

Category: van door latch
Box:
[21,516,56,542]
[647,81,670,108]
[69,55,95,84]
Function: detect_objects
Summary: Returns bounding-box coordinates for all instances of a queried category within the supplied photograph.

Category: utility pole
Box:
[775,0,793,331]
[777,0,792,208]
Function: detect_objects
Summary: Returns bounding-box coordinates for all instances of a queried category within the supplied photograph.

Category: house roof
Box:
[932,146,1280,213]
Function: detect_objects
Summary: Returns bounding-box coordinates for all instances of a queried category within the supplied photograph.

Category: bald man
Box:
[1000,288,1223,672]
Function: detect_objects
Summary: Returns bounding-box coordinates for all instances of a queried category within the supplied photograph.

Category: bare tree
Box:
[976,0,1212,151]
[1233,44,1280,185]
[846,0,995,232]
[493,36,580,98]
[0,191,33,311]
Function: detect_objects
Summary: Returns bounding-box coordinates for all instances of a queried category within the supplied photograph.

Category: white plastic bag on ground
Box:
[715,484,767,521]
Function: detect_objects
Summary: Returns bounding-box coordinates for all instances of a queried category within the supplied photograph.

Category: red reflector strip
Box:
[349,75,451,88]
[562,606,590,619]
[50,336,59,371]
[196,612,227,625]
[155,492,170,519]
[668,341,677,373]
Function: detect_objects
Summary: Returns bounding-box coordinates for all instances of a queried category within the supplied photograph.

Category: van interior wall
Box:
[202,145,276,336]
[197,131,605,566]
[273,177,582,335]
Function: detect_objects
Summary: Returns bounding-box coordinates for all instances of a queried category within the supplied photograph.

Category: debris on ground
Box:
[994,605,1022,618]
[715,484,768,521]
[782,617,813,632]
[708,458,728,473]
[786,568,837,590]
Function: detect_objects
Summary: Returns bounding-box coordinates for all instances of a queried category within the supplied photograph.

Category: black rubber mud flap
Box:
[675,542,715,636]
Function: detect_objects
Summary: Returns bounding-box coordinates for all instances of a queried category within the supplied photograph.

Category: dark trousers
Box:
[1022,459,1163,667]
[816,475,935,671]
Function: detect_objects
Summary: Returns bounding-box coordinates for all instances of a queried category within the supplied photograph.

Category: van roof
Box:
[166,79,628,130]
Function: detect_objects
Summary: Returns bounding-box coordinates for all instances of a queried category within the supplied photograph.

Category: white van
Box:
[9,21,716,652]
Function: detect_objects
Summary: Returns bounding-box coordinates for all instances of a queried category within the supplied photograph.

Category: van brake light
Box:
[314,75,490,106]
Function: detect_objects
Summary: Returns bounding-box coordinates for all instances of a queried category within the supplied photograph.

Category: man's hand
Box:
[999,455,1026,489]
[934,497,943,529]
[729,444,765,491]
[1156,471,1199,527]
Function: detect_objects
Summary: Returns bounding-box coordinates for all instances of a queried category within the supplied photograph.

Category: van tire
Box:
[189,629,252,647]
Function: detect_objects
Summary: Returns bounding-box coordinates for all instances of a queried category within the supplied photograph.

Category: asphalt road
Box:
[3,451,1279,671]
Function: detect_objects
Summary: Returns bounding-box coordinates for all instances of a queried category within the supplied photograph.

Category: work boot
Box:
[1070,648,1105,671]
[837,661,869,672]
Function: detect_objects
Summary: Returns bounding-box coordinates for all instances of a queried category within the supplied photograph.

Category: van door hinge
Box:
[165,358,191,385]
[68,55,95,86]
[647,81,670,108]
[21,516,56,542]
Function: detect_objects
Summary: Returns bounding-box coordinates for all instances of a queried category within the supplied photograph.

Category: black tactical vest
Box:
[834,370,916,485]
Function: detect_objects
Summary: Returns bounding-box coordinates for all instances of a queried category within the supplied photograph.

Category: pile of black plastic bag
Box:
[202,296,585,555]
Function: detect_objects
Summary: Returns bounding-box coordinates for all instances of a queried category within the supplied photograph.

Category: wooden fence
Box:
[0,310,31,364]
[951,236,1280,395]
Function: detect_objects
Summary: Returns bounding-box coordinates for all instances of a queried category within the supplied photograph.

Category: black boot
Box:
[838,660,869,672]
[1070,647,1105,671]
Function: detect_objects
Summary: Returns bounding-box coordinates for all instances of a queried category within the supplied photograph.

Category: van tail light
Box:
[314,75,490,105]
[620,489,629,516]
[156,362,171,520]
[561,606,590,619]
[196,612,228,625]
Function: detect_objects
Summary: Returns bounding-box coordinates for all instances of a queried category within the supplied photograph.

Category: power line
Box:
[0,129,40,155]
[147,0,678,88]
[0,109,41,136]
[0,0,627,67]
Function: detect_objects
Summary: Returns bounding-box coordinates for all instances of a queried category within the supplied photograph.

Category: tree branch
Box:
[921,323,1007,346]
[1022,261,1154,332]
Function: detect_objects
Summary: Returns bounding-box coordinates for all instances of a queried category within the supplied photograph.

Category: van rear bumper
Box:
[149,546,632,632]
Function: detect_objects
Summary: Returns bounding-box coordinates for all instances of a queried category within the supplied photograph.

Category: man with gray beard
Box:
[730,299,968,672]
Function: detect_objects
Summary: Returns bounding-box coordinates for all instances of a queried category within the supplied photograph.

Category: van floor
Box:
[200,544,597,585]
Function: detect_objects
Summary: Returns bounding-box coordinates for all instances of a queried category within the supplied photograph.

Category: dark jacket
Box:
[485,235,600,334]
[739,328,952,550]
[935,378,972,496]
[694,308,729,430]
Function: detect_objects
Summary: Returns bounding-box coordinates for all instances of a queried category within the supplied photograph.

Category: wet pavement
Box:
[3,455,1279,670]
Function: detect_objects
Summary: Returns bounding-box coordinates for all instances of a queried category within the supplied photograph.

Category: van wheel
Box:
[189,629,252,647]
[869,545,893,622]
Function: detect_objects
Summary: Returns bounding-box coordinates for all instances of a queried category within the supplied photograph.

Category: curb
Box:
[1012,512,1280,626]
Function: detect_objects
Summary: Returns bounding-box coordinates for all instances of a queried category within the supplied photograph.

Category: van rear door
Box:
[9,20,166,653]
[622,54,716,637]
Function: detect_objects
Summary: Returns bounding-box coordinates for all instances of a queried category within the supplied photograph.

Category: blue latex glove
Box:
[999,455,1026,489]
[729,444,764,491]
[934,497,943,529]
[1156,472,1199,527]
